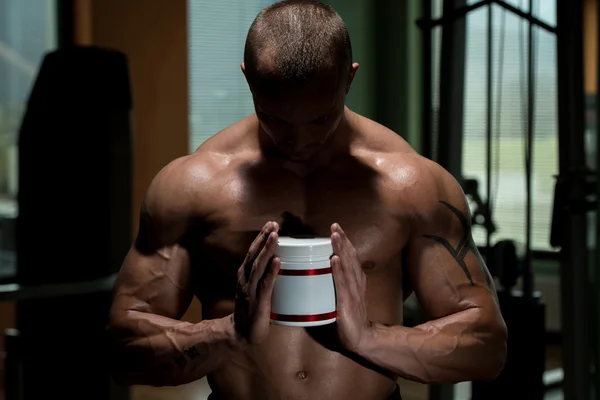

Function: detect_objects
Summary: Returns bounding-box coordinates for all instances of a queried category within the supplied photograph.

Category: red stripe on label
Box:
[270,311,337,322]
[278,267,332,276]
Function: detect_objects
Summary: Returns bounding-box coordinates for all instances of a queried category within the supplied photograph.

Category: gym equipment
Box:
[552,0,595,398]
[417,0,553,398]
[2,46,133,400]
[17,46,132,285]
[471,242,546,400]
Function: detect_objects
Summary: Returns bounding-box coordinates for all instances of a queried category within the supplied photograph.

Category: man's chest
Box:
[190,168,409,299]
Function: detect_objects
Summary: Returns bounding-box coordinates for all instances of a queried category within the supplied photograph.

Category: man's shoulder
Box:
[144,152,238,218]
[365,147,463,214]
[350,114,458,196]
[399,157,467,228]
[153,152,227,188]
[148,115,262,216]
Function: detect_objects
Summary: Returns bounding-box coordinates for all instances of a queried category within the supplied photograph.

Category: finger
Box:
[332,230,362,292]
[240,222,275,281]
[338,226,365,287]
[331,255,347,304]
[331,232,353,288]
[331,231,344,258]
[331,224,352,259]
[331,222,342,235]
[333,225,353,257]
[256,257,281,308]
[249,231,279,295]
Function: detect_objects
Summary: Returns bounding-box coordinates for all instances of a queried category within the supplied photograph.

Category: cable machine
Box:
[416,0,584,399]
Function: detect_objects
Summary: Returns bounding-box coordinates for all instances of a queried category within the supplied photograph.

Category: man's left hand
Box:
[330,223,374,353]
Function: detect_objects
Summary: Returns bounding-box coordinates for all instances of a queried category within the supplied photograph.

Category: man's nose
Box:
[285,126,314,150]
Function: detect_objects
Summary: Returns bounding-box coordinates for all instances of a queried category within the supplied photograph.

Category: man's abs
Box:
[205,322,398,400]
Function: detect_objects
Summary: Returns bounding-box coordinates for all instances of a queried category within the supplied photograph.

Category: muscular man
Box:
[107,1,507,399]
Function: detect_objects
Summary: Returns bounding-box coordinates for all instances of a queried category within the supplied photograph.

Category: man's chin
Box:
[285,153,318,163]
[270,146,321,163]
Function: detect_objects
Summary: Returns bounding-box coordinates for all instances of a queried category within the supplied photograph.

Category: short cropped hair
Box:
[244,0,353,88]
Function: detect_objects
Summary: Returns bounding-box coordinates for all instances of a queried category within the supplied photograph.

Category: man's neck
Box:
[259,108,356,176]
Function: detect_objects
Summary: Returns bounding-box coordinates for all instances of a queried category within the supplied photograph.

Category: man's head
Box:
[242,0,358,162]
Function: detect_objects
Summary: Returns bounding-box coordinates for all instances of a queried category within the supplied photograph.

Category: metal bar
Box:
[417,0,490,30]
[522,0,535,299]
[4,328,23,400]
[435,0,466,181]
[416,0,556,33]
[556,0,591,398]
[493,0,555,33]
[485,0,493,254]
[421,0,433,159]
[429,383,454,400]
[56,0,75,48]
[595,0,600,395]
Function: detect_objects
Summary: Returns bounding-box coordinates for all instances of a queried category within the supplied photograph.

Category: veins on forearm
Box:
[423,201,493,288]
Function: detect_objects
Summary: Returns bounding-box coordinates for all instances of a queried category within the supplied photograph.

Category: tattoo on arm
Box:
[172,354,187,367]
[423,201,493,289]
[170,343,209,369]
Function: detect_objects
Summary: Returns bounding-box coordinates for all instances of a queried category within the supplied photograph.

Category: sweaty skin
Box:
[107,102,507,399]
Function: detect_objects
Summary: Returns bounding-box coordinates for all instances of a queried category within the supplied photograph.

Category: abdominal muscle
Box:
[203,300,398,400]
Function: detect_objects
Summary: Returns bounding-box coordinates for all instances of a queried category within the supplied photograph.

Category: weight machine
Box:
[417,0,595,399]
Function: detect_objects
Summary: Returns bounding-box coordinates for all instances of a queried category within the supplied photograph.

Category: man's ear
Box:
[345,62,360,95]
[241,62,254,91]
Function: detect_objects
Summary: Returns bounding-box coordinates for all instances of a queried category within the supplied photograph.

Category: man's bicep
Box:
[112,243,193,320]
[405,194,497,320]
[112,161,197,321]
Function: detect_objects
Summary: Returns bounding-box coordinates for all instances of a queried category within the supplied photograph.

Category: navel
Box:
[296,370,308,380]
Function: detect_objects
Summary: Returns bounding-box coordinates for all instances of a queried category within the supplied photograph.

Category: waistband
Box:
[208,384,402,399]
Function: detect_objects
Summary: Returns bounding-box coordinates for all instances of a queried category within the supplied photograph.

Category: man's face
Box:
[249,70,348,163]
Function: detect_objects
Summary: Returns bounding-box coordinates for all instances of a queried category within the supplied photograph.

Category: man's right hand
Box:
[233,221,280,345]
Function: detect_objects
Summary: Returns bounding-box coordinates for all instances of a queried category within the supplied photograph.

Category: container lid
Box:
[275,237,333,260]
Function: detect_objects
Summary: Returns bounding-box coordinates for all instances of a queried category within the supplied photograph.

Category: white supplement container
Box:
[270,236,337,327]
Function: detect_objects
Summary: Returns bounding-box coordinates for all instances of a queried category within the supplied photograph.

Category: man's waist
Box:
[207,380,402,400]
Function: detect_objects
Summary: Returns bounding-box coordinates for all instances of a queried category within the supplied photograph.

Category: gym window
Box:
[0,0,57,268]
[187,0,276,152]
[431,0,558,252]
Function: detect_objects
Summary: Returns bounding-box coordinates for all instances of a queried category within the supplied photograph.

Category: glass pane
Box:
[187,0,276,152]
[461,4,558,252]
[533,0,556,28]
[0,0,56,269]
[432,0,443,20]
[461,5,499,245]
[468,0,530,13]
[467,0,556,28]
[532,26,558,251]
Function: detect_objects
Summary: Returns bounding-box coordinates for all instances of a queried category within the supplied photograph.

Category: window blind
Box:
[460,1,558,251]
[187,0,276,152]
[432,0,558,251]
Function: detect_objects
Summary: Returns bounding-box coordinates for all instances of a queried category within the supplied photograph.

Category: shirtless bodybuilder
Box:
[107,1,508,399]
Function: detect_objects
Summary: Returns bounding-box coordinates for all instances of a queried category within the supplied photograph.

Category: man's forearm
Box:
[108,312,245,386]
[355,307,507,384]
